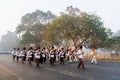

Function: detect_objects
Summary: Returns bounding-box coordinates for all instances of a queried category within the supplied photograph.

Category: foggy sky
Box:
[0,0,120,40]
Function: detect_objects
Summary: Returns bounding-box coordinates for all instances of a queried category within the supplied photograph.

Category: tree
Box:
[16,10,56,47]
[104,36,120,50]
[16,10,56,34]
[45,6,111,49]
[21,24,45,46]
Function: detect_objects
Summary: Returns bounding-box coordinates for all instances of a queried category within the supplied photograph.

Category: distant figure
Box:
[20,47,27,64]
[11,48,17,61]
[16,48,20,62]
[55,48,59,62]
[59,48,65,64]
[49,46,55,65]
[73,48,78,63]
[27,47,34,66]
[91,48,98,65]
[76,45,85,70]
[41,47,46,64]
[34,47,41,67]
[68,48,73,63]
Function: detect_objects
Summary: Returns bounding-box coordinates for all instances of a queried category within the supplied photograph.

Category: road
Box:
[0,54,120,80]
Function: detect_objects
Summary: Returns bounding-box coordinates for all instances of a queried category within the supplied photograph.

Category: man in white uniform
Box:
[76,45,85,70]
[11,48,17,61]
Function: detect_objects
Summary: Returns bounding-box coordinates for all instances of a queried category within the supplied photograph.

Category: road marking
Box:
[0,65,24,80]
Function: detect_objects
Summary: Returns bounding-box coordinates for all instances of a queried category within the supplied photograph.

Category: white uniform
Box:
[42,51,46,58]
[49,50,55,58]
[27,51,33,58]
[35,50,41,59]
[55,51,59,61]
[68,51,72,63]
[16,51,20,57]
[73,51,78,62]
[11,50,17,56]
[59,50,65,58]
[76,49,84,60]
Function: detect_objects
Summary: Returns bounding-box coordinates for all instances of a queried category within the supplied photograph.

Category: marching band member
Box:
[76,45,85,70]
[27,47,34,66]
[34,47,41,67]
[46,48,50,60]
[55,48,59,62]
[68,48,73,63]
[73,48,78,63]
[20,47,27,64]
[59,48,65,64]
[16,48,21,62]
[41,47,46,64]
[11,48,17,61]
[49,46,55,65]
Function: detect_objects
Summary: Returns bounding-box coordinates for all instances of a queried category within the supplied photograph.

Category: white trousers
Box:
[91,56,97,64]
[68,55,72,63]
[73,56,78,62]
[56,56,59,61]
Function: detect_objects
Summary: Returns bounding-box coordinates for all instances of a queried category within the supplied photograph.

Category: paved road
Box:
[0,54,120,80]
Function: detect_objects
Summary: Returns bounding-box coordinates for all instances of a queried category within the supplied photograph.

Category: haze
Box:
[0,0,120,39]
